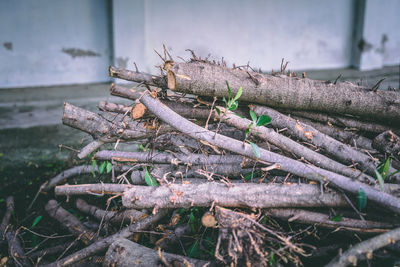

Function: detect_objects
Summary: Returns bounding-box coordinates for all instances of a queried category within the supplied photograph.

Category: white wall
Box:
[357,0,400,70]
[0,0,111,88]
[114,0,356,73]
[1,0,399,88]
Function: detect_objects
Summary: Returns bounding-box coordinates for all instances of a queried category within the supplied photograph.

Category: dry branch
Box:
[62,102,173,158]
[95,150,245,166]
[75,199,146,225]
[166,61,400,123]
[5,231,32,267]
[42,209,168,267]
[326,226,400,267]
[45,200,96,245]
[251,105,398,179]
[104,238,213,267]
[217,107,375,183]
[110,83,212,120]
[214,206,305,265]
[109,66,168,88]
[40,165,132,192]
[0,196,14,238]
[55,184,131,196]
[121,183,347,209]
[287,110,399,135]
[265,208,397,233]
[291,115,373,151]
[138,92,400,214]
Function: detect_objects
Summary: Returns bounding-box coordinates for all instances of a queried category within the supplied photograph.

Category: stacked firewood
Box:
[2,50,400,266]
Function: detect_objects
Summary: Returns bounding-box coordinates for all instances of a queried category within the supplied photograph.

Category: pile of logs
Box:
[2,50,400,266]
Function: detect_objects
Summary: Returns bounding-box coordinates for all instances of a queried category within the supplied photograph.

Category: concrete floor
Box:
[0,65,399,195]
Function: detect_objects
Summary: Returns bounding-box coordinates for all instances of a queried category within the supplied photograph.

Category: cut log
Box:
[166,61,400,124]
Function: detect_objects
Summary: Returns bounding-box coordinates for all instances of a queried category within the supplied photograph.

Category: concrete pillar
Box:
[352,0,400,70]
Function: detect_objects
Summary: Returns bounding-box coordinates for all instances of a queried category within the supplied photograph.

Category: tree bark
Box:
[121,183,348,209]
[166,61,400,124]
[42,209,168,267]
[103,238,213,267]
[216,107,375,183]
[251,105,398,179]
[45,200,96,245]
[109,66,168,89]
[75,199,146,225]
[138,92,400,214]
[286,110,399,135]
[265,208,397,233]
[325,226,400,267]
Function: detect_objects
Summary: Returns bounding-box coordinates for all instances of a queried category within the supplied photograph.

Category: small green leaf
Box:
[269,251,276,267]
[357,188,367,211]
[31,215,42,228]
[228,101,238,111]
[99,161,106,174]
[256,115,272,127]
[232,87,243,102]
[379,157,391,180]
[144,167,158,186]
[106,161,112,173]
[189,211,196,233]
[225,81,231,100]
[331,215,342,222]
[250,142,260,158]
[243,171,260,181]
[215,107,221,115]
[91,160,97,170]
[249,110,258,123]
[374,169,385,191]
[138,144,145,152]
[0,198,4,203]
[187,240,201,258]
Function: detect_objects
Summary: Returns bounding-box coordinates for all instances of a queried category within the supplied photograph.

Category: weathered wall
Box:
[1,0,399,88]
[0,0,112,88]
[113,0,356,73]
[355,0,400,70]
